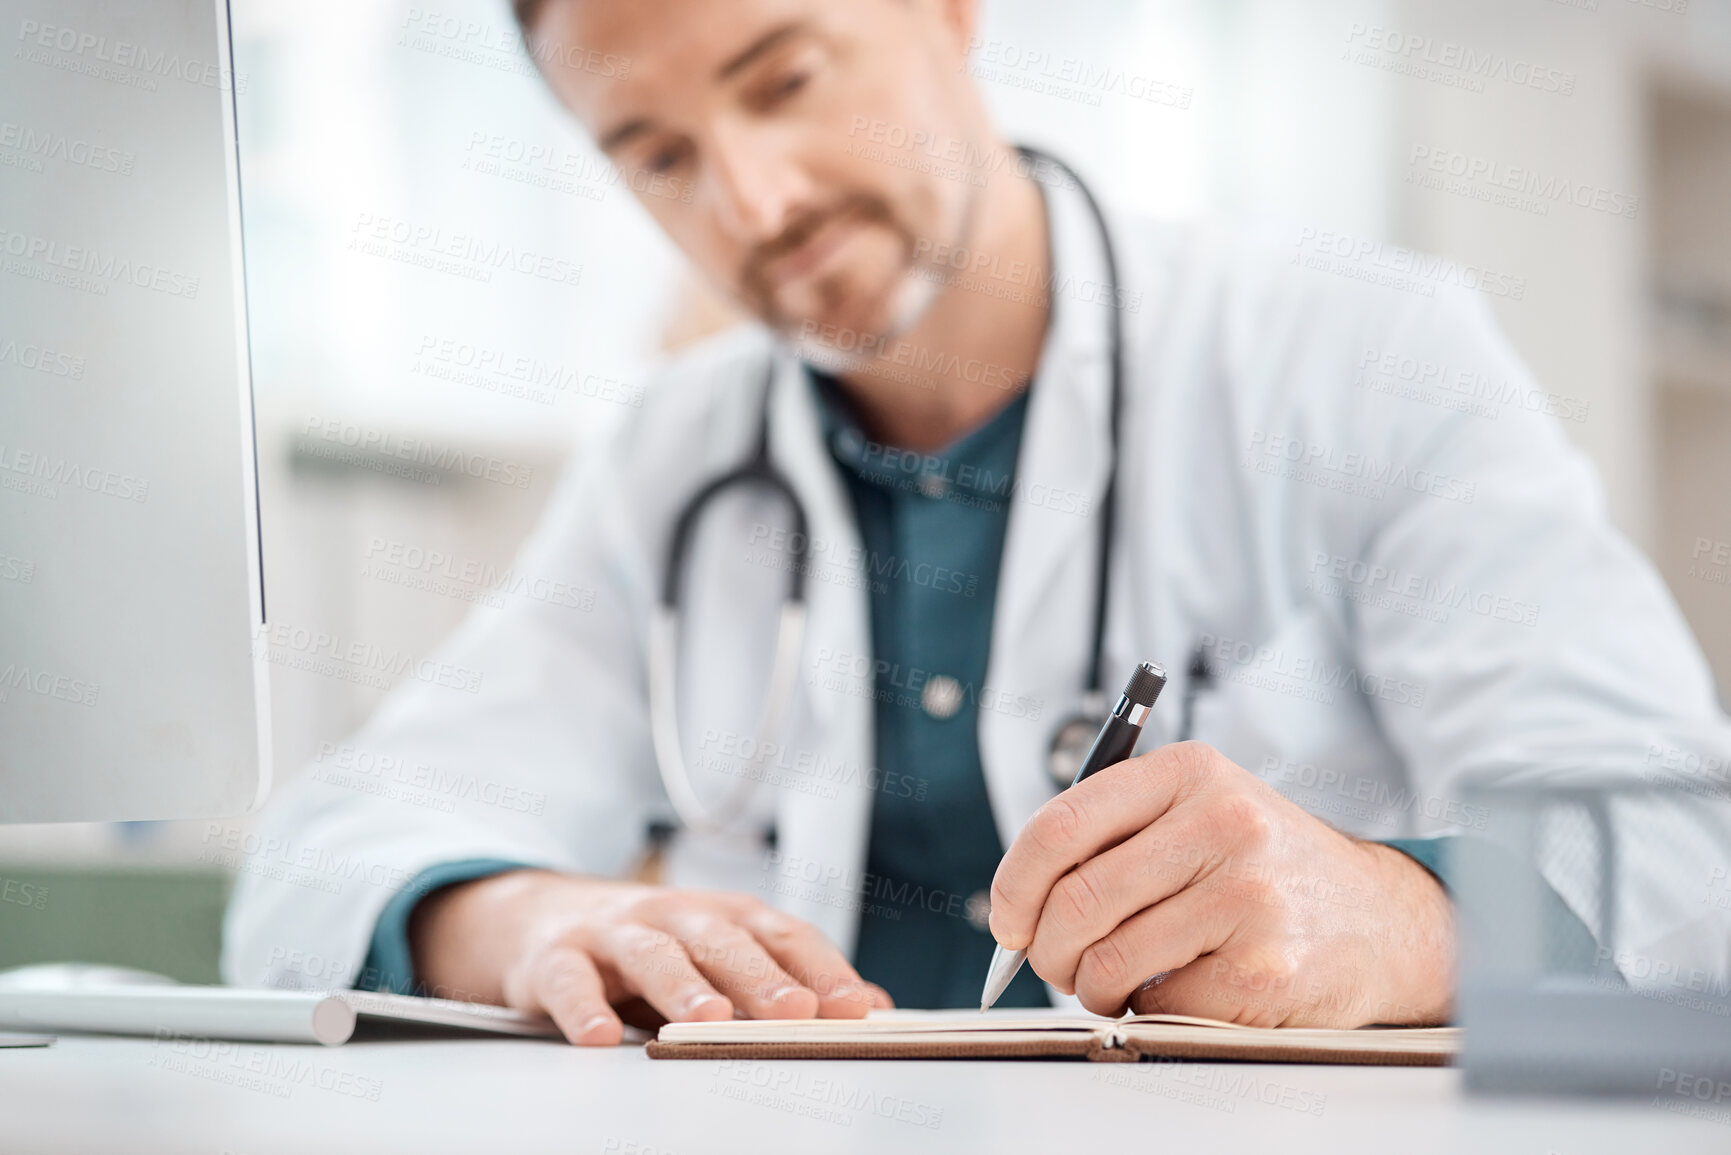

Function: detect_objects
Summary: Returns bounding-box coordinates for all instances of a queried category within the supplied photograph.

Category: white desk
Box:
[2,1035,1725,1154]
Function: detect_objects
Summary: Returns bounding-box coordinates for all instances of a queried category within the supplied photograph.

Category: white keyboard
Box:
[0,985,561,1046]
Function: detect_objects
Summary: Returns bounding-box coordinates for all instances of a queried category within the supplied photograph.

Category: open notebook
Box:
[648,1008,1458,1066]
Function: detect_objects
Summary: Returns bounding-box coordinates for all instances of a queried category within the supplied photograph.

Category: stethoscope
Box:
[647,146,1140,838]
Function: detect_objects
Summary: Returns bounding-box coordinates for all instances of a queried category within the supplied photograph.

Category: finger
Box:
[1130,938,1371,1027]
[1065,885,1237,1017]
[598,923,734,1024]
[1025,798,1236,993]
[656,908,819,1020]
[1125,953,1303,1027]
[518,945,625,1046]
[989,743,1206,950]
[865,982,894,1010]
[738,904,875,1019]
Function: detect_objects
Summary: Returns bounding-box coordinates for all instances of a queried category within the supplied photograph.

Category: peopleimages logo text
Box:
[0,226,200,299]
[1293,228,1526,301]
[301,418,534,489]
[14,18,248,92]
[0,120,134,175]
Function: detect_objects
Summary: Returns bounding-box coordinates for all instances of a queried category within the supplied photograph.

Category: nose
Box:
[703,121,813,246]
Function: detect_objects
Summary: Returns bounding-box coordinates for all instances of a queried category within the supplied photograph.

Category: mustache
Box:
[738,193,914,328]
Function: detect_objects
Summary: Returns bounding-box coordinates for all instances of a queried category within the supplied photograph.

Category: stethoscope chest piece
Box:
[1046,693,1108,787]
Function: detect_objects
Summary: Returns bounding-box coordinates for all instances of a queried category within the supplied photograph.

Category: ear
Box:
[928,0,981,63]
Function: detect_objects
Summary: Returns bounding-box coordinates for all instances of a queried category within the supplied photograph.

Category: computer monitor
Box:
[0,0,269,822]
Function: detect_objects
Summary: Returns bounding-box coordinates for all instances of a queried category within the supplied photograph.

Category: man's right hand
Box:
[409,869,888,1045]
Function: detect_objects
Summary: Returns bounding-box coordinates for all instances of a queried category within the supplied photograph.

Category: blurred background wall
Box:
[3,0,1729,980]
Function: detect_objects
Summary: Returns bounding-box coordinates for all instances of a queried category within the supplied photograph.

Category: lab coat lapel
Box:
[764,351,876,956]
[979,178,1117,852]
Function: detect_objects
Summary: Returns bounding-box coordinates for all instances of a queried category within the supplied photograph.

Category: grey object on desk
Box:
[1457,773,1731,1094]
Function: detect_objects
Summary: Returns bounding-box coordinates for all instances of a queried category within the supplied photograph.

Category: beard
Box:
[737,191,942,372]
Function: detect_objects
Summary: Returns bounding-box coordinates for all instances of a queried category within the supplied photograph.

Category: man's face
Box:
[532,0,988,348]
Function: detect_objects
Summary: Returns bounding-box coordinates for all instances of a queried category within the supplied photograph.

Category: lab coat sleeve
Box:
[1301,286,1731,980]
[222,334,767,991]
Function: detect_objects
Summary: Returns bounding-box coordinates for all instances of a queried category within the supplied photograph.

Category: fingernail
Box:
[766,985,799,1003]
[831,984,862,1001]
[686,993,726,1017]
[580,1015,611,1037]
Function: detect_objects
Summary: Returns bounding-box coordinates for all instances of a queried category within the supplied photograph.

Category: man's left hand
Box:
[987,742,1455,1026]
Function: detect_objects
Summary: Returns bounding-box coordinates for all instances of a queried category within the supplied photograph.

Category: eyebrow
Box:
[597,21,812,155]
[598,117,651,155]
[716,20,808,81]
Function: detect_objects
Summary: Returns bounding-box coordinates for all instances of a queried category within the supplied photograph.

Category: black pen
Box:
[979,661,1168,1011]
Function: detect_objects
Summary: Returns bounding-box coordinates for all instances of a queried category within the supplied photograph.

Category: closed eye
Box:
[639,138,693,176]
[759,69,810,105]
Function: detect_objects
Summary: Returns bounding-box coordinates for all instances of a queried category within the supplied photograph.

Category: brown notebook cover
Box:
[646,1010,1458,1066]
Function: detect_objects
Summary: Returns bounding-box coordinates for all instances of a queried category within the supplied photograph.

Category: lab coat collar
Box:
[978,166,1121,848]
[763,351,877,953]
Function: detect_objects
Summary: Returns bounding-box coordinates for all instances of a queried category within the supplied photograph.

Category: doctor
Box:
[226,0,1730,1044]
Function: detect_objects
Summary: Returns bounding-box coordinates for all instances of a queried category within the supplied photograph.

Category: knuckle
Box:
[1079,933,1133,994]
[535,922,590,960]
[1053,868,1106,928]
[1166,741,1218,791]
[1028,796,1086,856]
[545,975,591,1008]
[715,891,767,920]
[536,955,594,1002]
[1213,790,1272,846]
[616,923,677,969]
[689,911,735,943]
[1175,739,1217,769]
[751,913,834,969]
[680,917,734,966]
[750,912,803,950]
[1238,949,1301,996]
[781,960,832,994]
[728,946,779,986]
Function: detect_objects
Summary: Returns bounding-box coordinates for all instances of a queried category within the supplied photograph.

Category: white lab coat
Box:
[225,175,1731,996]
